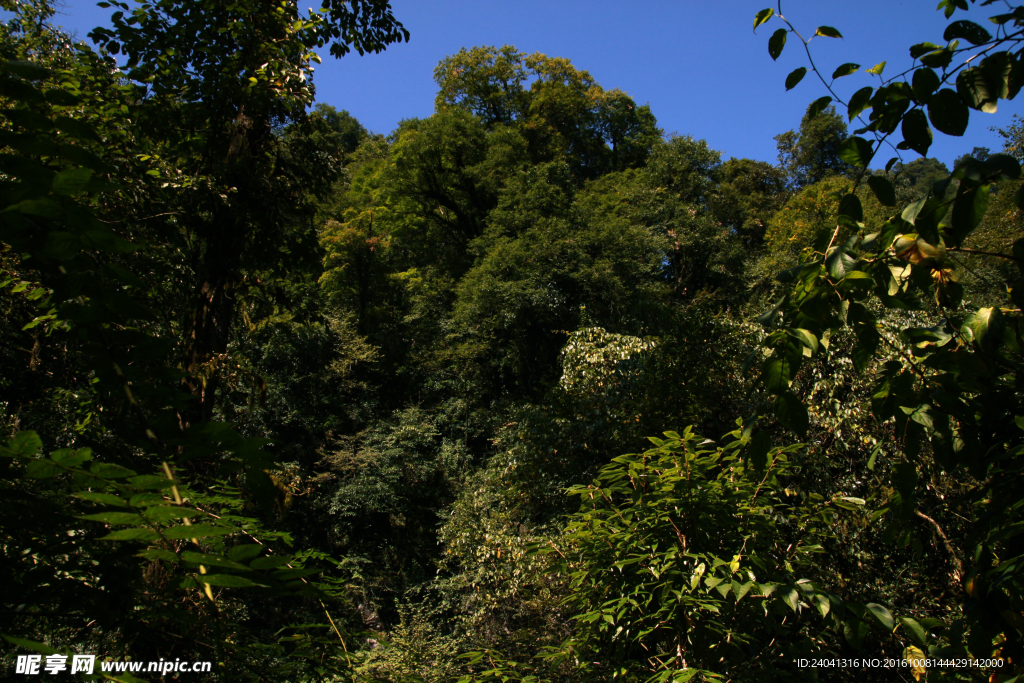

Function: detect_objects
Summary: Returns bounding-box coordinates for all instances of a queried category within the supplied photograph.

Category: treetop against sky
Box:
[47,0,1022,166]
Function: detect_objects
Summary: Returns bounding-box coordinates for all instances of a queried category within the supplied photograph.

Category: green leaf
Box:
[899,616,929,648]
[768,28,787,61]
[948,183,990,247]
[753,8,774,31]
[89,463,136,479]
[143,506,204,524]
[912,67,940,103]
[162,524,235,540]
[789,328,819,353]
[782,66,806,91]
[733,580,754,601]
[73,492,127,506]
[51,448,92,467]
[826,242,859,280]
[867,176,897,206]
[844,616,870,650]
[780,586,800,612]
[965,307,1005,350]
[51,168,93,195]
[128,474,174,490]
[957,66,1001,114]
[25,459,60,478]
[838,136,874,167]
[864,444,883,473]
[943,19,991,45]
[901,197,929,226]
[866,61,886,76]
[274,566,323,581]
[832,63,859,79]
[814,593,831,618]
[928,89,969,136]
[228,544,264,562]
[249,556,291,570]
[747,430,771,472]
[910,42,943,59]
[848,86,874,120]
[129,493,166,507]
[197,574,266,588]
[43,89,81,106]
[893,461,919,499]
[79,512,144,525]
[1,61,51,81]
[1,635,59,656]
[785,67,807,91]
[807,95,832,120]
[989,7,1024,24]
[98,528,162,542]
[5,431,42,457]
[814,26,842,38]
[757,297,784,327]
[865,603,895,631]
[901,109,932,156]
[762,353,794,393]
[838,193,863,222]
[9,198,60,218]
[137,548,179,563]
[920,45,956,70]
[983,153,1020,181]
[775,391,809,437]
[181,551,251,571]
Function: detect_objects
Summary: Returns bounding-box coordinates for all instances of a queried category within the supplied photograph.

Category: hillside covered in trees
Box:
[1,1,1023,681]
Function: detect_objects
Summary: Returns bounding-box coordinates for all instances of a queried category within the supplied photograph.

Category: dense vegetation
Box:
[1,0,1022,681]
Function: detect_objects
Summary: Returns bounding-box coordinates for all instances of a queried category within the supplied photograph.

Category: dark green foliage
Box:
[775,104,852,188]
[5,0,1024,680]
[753,2,1024,676]
[0,0,407,679]
[434,45,661,178]
[307,103,372,158]
[894,157,950,197]
[709,158,790,250]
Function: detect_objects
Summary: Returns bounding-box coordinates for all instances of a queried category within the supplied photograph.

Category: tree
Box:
[433,45,530,127]
[0,0,75,66]
[1,1,412,678]
[307,103,372,158]
[709,157,790,250]
[89,0,408,422]
[763,175,893,251]
[434,45,661,178]
[452,160,671,397]
[894,157,950,197]
[774,104,851,188]
[953,145,991,169]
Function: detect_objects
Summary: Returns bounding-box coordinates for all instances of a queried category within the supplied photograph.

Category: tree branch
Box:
[915,509,964,583]
[948,246,1020,261]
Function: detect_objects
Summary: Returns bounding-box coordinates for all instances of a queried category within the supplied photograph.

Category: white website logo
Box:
[15,655,94,675]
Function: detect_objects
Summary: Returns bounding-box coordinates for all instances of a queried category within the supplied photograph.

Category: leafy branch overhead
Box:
[752,0,1024,672]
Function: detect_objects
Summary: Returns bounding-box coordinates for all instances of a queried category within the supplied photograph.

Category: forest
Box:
[0,0,1022,681]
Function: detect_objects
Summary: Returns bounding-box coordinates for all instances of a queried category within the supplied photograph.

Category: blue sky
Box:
[48,0,1023,169]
